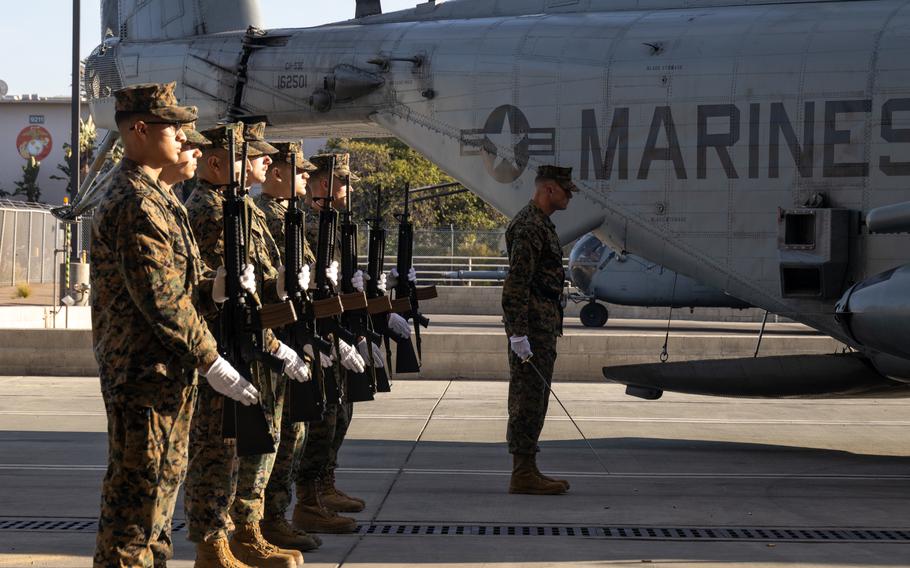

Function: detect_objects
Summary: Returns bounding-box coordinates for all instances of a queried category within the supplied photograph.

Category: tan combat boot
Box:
[194,536,254,568]
[320,471,365,513]
[530,454,571,491]
[508,454,567,495]
[229,522,302,568]
[292,480,358,534]
[261,515,322,552]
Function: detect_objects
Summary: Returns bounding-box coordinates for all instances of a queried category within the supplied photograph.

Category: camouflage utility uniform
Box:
[502,200,565,455]
[91,157,219,566]
[253,190,318,518]
[299,206,352,486]
[184,177,287,544]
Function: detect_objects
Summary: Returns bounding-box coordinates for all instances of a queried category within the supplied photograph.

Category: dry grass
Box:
[14,282,32,299]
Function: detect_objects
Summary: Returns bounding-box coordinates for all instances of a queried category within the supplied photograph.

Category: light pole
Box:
[71,0,81,262]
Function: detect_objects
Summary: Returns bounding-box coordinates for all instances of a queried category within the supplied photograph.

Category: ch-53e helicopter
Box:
[73,0,910,399]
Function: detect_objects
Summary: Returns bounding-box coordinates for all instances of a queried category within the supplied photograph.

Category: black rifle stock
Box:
[283,155,333,422]
[393,183,436,372]
[339,174,383,402]
[364,187,417,375]
[221,133,281,457]
[312,157,356,403]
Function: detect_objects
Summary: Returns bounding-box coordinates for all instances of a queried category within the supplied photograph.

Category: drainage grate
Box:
[2,518,908,543]
[352,525,910,542]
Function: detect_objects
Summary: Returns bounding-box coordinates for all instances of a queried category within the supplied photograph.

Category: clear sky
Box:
[0,0,420,96]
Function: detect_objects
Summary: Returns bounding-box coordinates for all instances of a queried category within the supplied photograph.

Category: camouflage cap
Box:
[242,122,279,157]
[182,122,210,146]
[310,153,361,181]
[270,141,318,172]
[199,122,246,152]
[114,82,197,123]
[536,165,578,192]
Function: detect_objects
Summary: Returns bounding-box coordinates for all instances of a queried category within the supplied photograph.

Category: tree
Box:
[8,157,42,203]
[321,138,508,231]
[50,117,97,201]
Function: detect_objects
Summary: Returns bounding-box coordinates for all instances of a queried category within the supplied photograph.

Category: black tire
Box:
[580,302,608,327]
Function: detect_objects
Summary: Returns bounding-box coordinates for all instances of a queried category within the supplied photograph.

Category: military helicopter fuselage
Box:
[84,0,910,394]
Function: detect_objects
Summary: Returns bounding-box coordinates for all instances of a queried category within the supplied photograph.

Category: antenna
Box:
[355,0,382,18]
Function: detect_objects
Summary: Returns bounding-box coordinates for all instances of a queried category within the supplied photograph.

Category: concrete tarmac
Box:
[1,375,909,567]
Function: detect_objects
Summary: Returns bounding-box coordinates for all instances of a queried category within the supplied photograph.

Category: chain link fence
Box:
[0,200,87,287]
[0,203,504,288]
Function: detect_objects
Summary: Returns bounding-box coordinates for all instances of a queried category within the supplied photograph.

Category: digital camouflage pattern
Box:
[242,121,280,156]
[507,340,557,455]
[185,181,283,312]
[299,211,352,482]
[91,159,220,389]
[536,164,579,193]
[269,141,318,172]
[253,193,315,270]
[254,190,316,518]
[184,180,288,543]
[182,122,210,146]
[310,152,360,181]
[502,200,566,455]
[114,81,197,123]
[89,157,218,565]
[96,384,198,567]
[198,123,245,151]
[502,200,565,339]
[184,379,286,543]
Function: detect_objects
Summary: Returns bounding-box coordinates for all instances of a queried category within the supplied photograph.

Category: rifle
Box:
[220,131,288,457]
[394,184,438,363]
[367,186,418,379]
[339,174,384,402]
[282,155,336,422]
[312,157,357,403]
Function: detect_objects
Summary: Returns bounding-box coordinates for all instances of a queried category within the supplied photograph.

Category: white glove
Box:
[387,313,411,339]
[200,356,259,405]
[326,260,339,286]
[304,343,334,368]
[351,269,366,292]
[274,341,311,383]
[509,336,533,361]
[357,338,386,369]
[213,264,256,303]
[277,265,310,300]
[387,266,417,288]
[377,272,388,294]
[337,339,366,373]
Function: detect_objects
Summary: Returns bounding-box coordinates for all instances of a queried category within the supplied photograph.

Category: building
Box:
[0,96,91,207]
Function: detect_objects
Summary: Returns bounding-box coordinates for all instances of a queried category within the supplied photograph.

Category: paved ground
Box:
[1,375,909,567]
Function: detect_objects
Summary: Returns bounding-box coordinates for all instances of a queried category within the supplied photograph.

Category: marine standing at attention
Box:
[253,141,326,551]
[183,123,310,568]
[90,82,258,567]
[502,165,578,496]
[292,153,367,534]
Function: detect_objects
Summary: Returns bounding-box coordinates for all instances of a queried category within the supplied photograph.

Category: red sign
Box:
[16,125,53,162]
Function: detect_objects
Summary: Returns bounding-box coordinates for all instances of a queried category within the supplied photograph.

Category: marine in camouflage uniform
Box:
[502,165,578,496]
[183,123,303,567]
[252,142,335,547]
[90,83,221,567]
[292,153,366,532]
